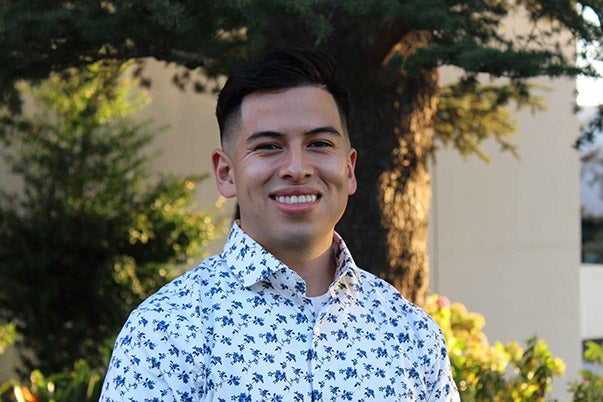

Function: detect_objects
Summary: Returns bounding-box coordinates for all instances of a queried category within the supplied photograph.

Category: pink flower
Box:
[436,295,451,309]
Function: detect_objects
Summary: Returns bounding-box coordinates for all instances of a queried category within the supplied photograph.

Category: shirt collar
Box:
[331,231,362,285]
[220,222,362,289]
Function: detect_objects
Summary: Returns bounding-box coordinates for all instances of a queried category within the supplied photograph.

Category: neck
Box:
[274,239,336,297]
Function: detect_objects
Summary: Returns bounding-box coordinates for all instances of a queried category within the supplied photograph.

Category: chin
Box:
[277,224,334,247]
[278,230,314,245]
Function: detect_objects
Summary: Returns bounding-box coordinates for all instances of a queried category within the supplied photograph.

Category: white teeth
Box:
[275,194,317,204]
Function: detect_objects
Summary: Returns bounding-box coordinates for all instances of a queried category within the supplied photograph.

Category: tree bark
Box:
[266,20,439,306]
[338,57,437,307]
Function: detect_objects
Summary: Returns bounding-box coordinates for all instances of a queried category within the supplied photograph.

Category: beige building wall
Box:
[429,72,581,399]
[581,265,603,340]
[429,10,582,399]
[137,60,236,254]
[140,60,232,215]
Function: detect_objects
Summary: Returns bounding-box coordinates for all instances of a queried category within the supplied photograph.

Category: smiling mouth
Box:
[273,194,318,204]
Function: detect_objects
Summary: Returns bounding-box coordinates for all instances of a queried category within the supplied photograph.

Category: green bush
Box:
[3,295,595,401]
[569,341,603,401]
[0,61,224,376]
[425,295,566,401]
[0,324,16,355]
[0,360,103,402]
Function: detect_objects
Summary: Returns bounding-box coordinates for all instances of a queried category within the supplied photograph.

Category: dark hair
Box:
[216,48,350,145]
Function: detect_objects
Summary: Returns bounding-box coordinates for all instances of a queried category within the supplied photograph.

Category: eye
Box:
[254,143,281,151]
[308,140,332,148]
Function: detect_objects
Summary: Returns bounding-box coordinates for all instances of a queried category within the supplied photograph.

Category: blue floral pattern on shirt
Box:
[100,223,459,401]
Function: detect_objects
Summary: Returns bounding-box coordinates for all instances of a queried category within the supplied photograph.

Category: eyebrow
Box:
[246,126,343,144]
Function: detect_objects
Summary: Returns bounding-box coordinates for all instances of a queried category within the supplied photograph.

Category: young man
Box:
[100,48,459,401]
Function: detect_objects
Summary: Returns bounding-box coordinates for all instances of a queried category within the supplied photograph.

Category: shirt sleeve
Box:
[99,307,196,402]
[426,326,460,402]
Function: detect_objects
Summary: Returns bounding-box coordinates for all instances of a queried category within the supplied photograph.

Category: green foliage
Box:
[0,324,16,355]
[0,1,601,99]
[0,1,600,163]
[0,360,103,402]
[584,341,603,366]
[576,104,603,149]
[425,295,566,401]
[570,341,603,402]
[0,61,223,375]
[435,81,547,161]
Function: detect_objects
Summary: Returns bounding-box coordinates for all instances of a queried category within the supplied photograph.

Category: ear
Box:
[211,149,237,198]
[347,148,358,195]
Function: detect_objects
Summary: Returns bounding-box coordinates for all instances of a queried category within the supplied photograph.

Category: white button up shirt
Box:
[101,223,459,401]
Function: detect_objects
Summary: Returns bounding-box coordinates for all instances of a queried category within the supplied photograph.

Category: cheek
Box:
[236,158,275,189]
[320,160,354,186]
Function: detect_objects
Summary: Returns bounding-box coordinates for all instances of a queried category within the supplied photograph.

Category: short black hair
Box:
[216,48,350,145]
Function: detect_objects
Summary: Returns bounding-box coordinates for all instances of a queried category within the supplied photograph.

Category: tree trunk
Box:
[267,21,439,306]
[337,57,437,306]
[376,68,438,307]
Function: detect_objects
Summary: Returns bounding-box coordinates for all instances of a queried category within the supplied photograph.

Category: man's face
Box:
[212,86,357,253]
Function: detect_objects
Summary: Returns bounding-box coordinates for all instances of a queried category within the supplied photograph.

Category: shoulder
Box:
[101,257,223,400]
[109,255,224,363]
[355,268,458,397]
[356,268,444,340]
[123,254,223,329]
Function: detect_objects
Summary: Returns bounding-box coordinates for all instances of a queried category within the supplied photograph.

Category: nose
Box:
[280,146,312,181]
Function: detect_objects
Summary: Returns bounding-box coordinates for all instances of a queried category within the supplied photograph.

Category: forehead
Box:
[238,86,344,135]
